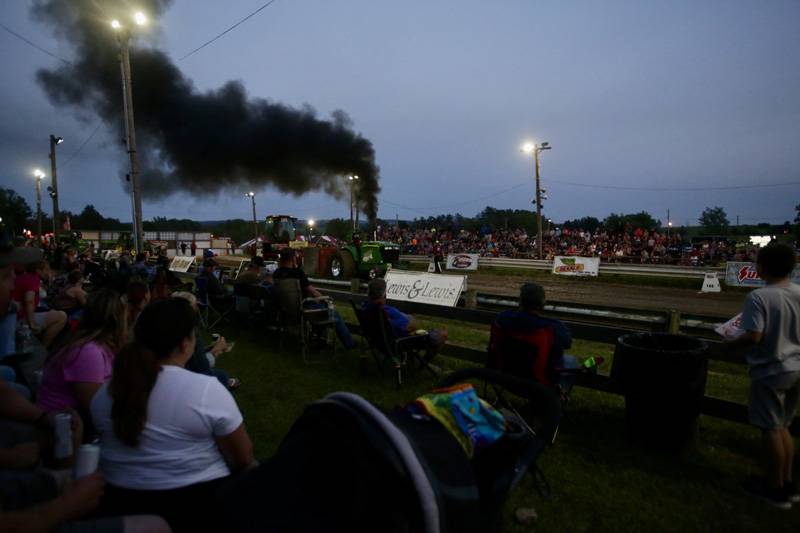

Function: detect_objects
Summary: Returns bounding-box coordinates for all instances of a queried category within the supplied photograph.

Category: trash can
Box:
[611,333,708,452]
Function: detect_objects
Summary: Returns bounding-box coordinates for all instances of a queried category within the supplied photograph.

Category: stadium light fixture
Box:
[134,12,147,26]
[111,19,122,30]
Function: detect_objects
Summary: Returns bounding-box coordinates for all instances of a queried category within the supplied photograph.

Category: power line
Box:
[179,0,279,60]
[552,180,800,192]
[60,123,102,168]
[0,22,71,64]
[381,181,530,214]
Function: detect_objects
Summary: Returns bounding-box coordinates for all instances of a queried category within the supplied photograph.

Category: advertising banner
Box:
[725,262,800,287]
[552,256,600,277]
[446,253,480,271]
[169,256,195,273]
[383,269,466,308]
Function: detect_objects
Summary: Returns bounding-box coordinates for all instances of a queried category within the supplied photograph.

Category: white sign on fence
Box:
[383,269,466,308]
[700,272,721,293]
[169,256,195,273]
[446,253,480,271]
[551,256,600,277]
[725,262,800,287]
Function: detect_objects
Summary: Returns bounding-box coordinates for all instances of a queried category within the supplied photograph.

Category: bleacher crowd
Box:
[379,226,765,265]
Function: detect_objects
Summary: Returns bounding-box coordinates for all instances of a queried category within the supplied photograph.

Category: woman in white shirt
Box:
[91,298,254,532]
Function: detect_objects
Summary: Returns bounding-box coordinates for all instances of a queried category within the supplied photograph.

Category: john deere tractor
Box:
[263,215,400,279]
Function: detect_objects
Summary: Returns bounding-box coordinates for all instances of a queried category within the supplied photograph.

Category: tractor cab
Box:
[265,215,298,244]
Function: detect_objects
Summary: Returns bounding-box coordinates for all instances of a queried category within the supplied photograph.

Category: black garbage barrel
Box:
[611,333,708,452]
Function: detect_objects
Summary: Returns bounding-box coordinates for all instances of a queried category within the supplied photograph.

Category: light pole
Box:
[348,175,359,232]
[308,219,315,239]
[667,209,672,238]
[112,12,147,253]
[48,135,63,234]
[33,169,45,240]
[246,192,258,243]
[521,141,551,259]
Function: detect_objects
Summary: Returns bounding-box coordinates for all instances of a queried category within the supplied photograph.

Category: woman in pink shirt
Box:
[38,289,127,430]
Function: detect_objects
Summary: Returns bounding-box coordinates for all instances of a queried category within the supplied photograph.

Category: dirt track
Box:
[465,272,746,318]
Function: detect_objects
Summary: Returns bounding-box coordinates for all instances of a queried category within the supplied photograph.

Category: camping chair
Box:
[351,300,436,386]
[232,283,273,330]
[273,278,337,363]
[194,276,233,330]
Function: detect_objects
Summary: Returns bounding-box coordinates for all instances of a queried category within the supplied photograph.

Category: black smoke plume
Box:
[31,0,380,221]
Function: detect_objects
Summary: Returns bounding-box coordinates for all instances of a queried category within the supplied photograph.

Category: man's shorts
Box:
[749,371,800,430]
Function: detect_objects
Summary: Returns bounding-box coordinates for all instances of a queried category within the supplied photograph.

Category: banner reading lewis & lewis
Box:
[383,270,466,307]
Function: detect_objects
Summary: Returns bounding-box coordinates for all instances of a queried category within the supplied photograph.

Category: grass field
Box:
[210,310,799,531]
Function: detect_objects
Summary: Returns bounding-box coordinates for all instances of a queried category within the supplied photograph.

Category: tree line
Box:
[1,187,798,243]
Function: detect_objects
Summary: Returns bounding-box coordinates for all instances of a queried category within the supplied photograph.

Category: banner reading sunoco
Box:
[446,253,479,271]
[552,256,600,277]
[725,262,800,287]
[383,270,467,307]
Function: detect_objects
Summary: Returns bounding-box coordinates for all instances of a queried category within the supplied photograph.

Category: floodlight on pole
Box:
[112,13,149,252]
[245,192,258,242]
[48,135,63,235]
[520,140,552,259]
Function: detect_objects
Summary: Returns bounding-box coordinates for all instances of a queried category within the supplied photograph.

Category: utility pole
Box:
[246,192,258,243]
[48,135,62,235]
[667,208,671,237]
[116,31,143,253]
[523,141,551,259]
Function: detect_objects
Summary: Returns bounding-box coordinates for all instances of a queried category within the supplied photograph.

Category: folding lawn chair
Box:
[273,278,337,363]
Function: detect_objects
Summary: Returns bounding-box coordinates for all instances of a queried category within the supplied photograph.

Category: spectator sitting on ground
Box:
[494,283,579,393]
[171,291,241,391]
[37,289,127,436]
[91,298,254,531]
[726,243,800,509]
[12,260,67,349]
[0,378,170,533]
[50,269,88,319]
[273,248,355,349]
[363,278,448,361]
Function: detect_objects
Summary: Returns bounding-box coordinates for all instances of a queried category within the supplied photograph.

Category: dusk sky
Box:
[1,0,798,228]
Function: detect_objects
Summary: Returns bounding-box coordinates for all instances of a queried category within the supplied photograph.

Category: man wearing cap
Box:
[495,283,579,392]
[363,278,448,360]
[198,257,233,312]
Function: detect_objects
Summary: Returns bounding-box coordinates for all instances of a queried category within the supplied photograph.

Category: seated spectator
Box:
[234,256,269,287]
[125,280,151,332]
[132,253,154,280]
[12,260,67,348]
[198,258,234,312]
[50,269,88,319]
[362,278,447,360]
[92,298,254,531]
[0,378,169,533]
[273,248,354,348]
[37,289,127,434]
[171,292,241,391]
[495,283,579,393]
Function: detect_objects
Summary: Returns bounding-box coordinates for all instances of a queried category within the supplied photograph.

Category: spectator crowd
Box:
[378,225,766,266]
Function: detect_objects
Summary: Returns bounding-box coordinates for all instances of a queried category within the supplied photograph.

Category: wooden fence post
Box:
[668,309,681,334]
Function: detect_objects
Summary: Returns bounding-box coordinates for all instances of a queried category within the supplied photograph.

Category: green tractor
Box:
[263,215,400,279]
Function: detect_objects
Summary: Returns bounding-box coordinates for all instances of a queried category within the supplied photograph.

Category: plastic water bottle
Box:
[17,323,34,354]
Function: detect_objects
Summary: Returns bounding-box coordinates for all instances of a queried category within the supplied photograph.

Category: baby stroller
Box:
[220,369,559,533]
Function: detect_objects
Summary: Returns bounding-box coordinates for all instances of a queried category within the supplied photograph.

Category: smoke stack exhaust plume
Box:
[31,0,380,221]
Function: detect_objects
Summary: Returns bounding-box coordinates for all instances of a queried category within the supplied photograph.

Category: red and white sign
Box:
[725,262,800,287]
[552,256,600,277]
[446,253,479,271]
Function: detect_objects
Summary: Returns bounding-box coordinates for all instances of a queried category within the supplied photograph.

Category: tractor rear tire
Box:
[330,250,356,279]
